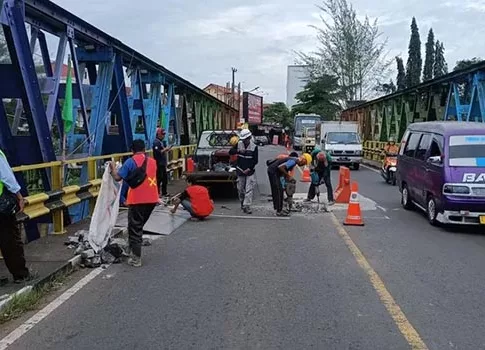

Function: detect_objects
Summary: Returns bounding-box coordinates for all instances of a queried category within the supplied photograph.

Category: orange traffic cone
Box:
[301,166,311,182]
[343,182,364,226]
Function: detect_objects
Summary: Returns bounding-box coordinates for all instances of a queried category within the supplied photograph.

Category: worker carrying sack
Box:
[124,155,148,189]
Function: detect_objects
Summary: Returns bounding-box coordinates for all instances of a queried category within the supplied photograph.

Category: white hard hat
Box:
[239,129,252,140]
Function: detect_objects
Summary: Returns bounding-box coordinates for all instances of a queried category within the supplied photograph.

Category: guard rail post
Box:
[51,162,64,234]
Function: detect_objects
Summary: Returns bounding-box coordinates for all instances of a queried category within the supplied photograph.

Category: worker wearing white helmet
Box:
[229,129,259,214]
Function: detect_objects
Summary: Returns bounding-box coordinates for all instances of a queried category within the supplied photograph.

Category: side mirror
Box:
[427,156,441,164]
[321,139,325,144]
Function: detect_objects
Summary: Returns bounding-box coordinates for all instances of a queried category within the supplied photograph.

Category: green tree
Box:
[453,57,483,71]
[298,0,391,101]
[395,56,406,90]
[0,27,10,64]
[422,28,435,81]
[374,79,396,95]
[405,17,422,87]
[433,40,448,77]
[263,102,292,129]
[292,74,342,119]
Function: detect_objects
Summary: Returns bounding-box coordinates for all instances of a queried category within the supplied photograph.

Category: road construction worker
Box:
[170,175,214,220]
[306,150,335,205]
[110,139,159,267]
[229,129,258,214]
[0,149,31,283]
[267,153,311,216]
[153,128,172,200]
[276,152,298,177]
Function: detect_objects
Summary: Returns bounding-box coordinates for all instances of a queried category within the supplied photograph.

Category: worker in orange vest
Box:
[110,139,159,267]
[170,175,214,220]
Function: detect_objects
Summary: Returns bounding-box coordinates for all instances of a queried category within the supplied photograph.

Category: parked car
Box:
[397,121,485,226]
[188,130,238,194]
[254,136,269,146]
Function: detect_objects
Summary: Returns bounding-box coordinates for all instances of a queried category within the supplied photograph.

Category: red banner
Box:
[247,93,262,124]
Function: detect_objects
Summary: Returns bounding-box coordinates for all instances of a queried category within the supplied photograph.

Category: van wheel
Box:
[401,184,413,210]
[353,163,360,170]
[427,196,438,226]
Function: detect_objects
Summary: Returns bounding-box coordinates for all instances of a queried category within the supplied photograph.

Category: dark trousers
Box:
[308,170,334,202]
[268,171,284,212]
[156,164,168,196]
[127,204,156,257]
[0,214,29,279]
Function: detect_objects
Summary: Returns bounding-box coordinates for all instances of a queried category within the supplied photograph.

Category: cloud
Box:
[51,0,483,103]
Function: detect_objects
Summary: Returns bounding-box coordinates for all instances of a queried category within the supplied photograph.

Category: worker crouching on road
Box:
[267,153,311,217]
[110,139,159,267]
[0,149,31,283]
[170,176,214,220]
[306,148,335,205]
[229,129,258,214]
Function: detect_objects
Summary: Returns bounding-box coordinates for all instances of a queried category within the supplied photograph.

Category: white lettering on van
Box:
[463,173,485,183]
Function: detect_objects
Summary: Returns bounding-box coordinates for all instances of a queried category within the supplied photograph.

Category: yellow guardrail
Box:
[12,145,196,235]
[363,141,387,162]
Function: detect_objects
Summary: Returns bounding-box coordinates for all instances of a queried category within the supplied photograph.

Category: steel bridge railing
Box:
[11,145,196,235]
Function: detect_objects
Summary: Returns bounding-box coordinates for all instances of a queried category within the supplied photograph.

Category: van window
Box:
[399,130,410,155]
[403,132,421,157]
[449,135,485,167]
[429,135,444,158]
[415,134,431,160]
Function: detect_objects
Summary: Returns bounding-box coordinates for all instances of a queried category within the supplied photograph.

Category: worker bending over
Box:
[170,176,214,220]
[306,149,335,205]
[229,129,258,214]
[267,153,311,216]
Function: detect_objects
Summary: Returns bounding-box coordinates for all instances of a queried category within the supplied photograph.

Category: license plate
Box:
[480,216,485,224]
[338,157,350,162]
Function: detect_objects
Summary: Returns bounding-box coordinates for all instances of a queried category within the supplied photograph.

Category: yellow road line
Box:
[329,213,428,350]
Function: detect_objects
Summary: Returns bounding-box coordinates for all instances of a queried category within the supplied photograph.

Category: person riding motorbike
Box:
[381,137,399,185]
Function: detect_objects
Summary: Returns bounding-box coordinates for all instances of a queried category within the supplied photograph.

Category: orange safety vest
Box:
[276,154,295,176]
[185,185,214,217]
[126,153,159,205]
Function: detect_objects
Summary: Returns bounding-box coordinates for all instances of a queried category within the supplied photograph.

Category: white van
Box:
[320,121,363,170]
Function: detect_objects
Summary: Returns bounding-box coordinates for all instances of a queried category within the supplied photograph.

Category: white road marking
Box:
[361,164,380,174]
[211,214,290,220]
[0,268,104,350]
[377,205,387,212]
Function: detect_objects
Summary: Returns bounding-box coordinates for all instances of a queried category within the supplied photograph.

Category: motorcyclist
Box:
[383,137,399,156]
[382,137,399,182]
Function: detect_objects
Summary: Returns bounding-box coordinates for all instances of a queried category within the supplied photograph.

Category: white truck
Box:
[320,121,362,170]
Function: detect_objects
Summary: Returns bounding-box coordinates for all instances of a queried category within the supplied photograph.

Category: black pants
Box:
[0,214,29,279]
[156,164,168,196]
[268,171,284,212]
[307,170,334,202]
[127,204,156,257]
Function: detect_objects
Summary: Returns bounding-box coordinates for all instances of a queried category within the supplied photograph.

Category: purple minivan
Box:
[397,121,485,226]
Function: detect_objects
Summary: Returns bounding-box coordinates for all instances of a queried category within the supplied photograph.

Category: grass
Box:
[0,269,71,324]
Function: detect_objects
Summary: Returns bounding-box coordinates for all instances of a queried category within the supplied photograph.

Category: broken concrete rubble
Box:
[68,230,129,268]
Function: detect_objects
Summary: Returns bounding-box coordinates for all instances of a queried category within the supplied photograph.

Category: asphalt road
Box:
[4,145,485,349]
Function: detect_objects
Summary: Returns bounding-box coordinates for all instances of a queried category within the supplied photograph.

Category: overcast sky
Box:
[56,0,484,102]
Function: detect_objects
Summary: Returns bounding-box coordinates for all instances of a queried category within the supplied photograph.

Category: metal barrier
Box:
[12,145,196,235]
[363,141,387,163]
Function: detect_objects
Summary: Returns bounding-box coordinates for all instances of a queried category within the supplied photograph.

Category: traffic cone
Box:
[343,182,364,226]
[301,166,311,182]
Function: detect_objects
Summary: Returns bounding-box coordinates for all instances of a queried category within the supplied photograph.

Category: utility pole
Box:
[231,67,237,108]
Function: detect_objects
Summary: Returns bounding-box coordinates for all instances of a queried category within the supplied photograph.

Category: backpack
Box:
[124,156,148,189]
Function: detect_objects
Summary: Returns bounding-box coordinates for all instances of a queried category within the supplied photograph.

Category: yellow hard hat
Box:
[302,153,312,165]
[229,136,239,146]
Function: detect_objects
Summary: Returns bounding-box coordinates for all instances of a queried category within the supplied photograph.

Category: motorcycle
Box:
[380,153,398,185]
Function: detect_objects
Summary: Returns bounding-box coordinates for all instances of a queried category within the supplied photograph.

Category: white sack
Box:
[88,165,122,252]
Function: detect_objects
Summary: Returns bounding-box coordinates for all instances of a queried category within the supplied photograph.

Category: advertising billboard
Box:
[243,92,263,125]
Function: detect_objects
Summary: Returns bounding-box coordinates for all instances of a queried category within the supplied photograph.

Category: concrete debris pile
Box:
[65,231,130,268]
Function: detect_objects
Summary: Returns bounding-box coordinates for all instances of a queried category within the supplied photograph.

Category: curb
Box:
[0,227,127,313]
[362,159,381,170]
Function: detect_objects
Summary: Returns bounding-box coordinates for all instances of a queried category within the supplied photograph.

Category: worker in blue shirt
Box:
[152,128,172,199]
[0,150,31,283]
[267,153,311,216]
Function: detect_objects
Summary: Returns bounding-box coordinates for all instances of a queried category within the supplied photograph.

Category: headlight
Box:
[443,184,470,194]
[355,150,362,156]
